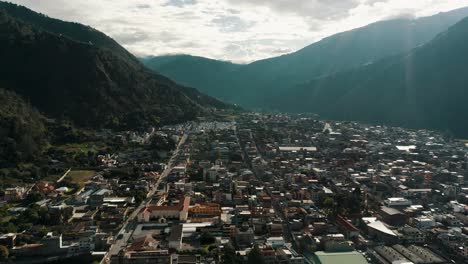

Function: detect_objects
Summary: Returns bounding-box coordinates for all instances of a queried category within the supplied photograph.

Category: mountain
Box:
[0,88,47,167]
[142,55,241,101]
[275,16,468,137]
[143,6,468,107]
[0,2,227,129]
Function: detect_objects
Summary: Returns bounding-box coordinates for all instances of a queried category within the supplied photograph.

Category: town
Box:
[0,112,467,264]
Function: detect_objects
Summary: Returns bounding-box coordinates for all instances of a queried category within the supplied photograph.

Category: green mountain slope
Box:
[0,2,227,129]
[276,17,468,137]
[142,55,242,101]
[0,89,47,167]
[143,7,468,107]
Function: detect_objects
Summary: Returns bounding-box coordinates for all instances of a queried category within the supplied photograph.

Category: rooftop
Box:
[312,251,368,264]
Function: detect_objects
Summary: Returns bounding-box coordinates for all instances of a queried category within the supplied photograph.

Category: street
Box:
[102,133,188,263]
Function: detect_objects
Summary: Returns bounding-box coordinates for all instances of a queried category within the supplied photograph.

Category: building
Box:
[384,197,412,209]
[276,247,304,264]
[116,250,172,264]
[168,224,183,251]
[138,197,190,222]
[235,223,254,248]
[312,251,368,264]
[379,206,407,226]
[336,215,359,239]
[322,234,354,252]
[12,233,68,258]
[2,187,26,201]
[266,237,285,249]
[0,233,16,248]
[188,203,221,219]
[363,218,399,245]
[399,226,425,244]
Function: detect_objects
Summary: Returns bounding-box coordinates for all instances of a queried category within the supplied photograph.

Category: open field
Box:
[67,170,96,184]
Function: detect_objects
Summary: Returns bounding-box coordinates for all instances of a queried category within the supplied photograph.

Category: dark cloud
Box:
[163,0,197,7]
[226,0,360,19]
[211,15,256,32]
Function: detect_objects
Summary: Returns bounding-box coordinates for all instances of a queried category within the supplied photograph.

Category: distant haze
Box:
[9,0,468,63]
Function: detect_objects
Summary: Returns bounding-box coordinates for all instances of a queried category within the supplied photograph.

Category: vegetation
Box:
[221,243,242,264]
[0,2,228,131]
[247,245,265,264]
[0,245,8,260]
[277,16,468,137]
[143,8,468,137]
[200,232,216,245]
[0,89,47,167]
[66,170,95,184]
[143,7,468,109]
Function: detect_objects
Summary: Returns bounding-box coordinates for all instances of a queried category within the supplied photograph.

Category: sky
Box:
[9,0,468,63]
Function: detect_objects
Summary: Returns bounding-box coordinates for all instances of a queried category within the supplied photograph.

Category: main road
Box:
[103,132,189,263]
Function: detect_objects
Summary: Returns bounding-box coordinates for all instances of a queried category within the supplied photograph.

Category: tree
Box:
[322,197,334,209]
[322,197,336,218]
[134,190,147,205]
[0,245,8,260]
[247,245,265,264]
[200,232,215,245]
[221,243,242,264]
[25,191,45,203]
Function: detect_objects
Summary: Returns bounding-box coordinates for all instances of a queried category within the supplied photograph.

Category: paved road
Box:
[102,133,188,263]
[56,168,71,183]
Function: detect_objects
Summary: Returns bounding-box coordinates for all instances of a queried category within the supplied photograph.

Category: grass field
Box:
[67,170,96,184]
[43,174,61,182]
[55,142,107,153]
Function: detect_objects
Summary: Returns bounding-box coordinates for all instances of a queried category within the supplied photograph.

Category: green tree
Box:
[134,190,147,205]
[200,232,215,245]
[247,245,265,264]
[25,191,45,203]
[221,243,242,264]
[322,197,334,209]
[0,245,8,260]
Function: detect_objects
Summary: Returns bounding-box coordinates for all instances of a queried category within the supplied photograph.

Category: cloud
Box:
[163,0,197,7]
[226,0,361,19]
[113,29,151,45]
[7,0,468,63]
[135,3,152,9]
[158,31,181,43]
[211,15,256,32]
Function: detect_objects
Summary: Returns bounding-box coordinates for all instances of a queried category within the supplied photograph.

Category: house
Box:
[379,206,407,227]
[12,233,68,258]
[168,224,183,250]
[363,217,399,245]
[115,249,172,264]
[138,197,190,222]
[336,215,359,239]
[2,187,26,201]
[34,181,57,196]
[235,223,254,248]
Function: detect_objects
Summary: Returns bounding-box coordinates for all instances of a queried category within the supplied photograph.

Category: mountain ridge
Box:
[0,2,229,130]
[275,16,468,137]
[143,6,468,107]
